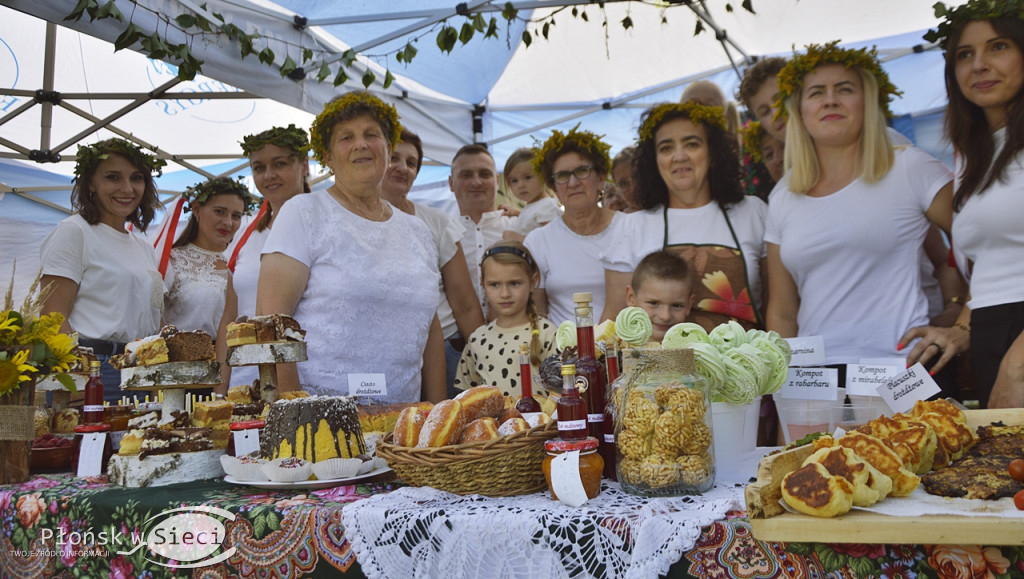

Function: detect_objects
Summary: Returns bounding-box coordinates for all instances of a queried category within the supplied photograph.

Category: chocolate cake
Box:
[227,314,306,347]
[163,328,216,362]
[261,396,365,463]
[139,427,213,459]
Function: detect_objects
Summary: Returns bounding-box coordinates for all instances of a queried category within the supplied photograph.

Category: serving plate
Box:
[224,465,393,489]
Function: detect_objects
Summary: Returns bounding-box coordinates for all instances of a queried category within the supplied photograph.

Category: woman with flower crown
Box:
[39,138,167,401]
[228,125,312,389]
[600,101,767,333]
[907,2,1024,408]
[764,42,954,368]
[162,177,258,391]
[524,126,624,325]
[256,91,444,403]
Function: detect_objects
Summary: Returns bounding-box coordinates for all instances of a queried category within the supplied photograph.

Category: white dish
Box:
[223,464,392,489]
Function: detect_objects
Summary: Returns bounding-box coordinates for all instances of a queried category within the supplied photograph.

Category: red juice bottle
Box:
[83,360,105,424]
[515,342,542,416]
[556,364,588,440]
[602,345,619,480]
[573,293,610,468]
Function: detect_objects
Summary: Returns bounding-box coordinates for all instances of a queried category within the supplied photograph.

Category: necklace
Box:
[330,185,389,221]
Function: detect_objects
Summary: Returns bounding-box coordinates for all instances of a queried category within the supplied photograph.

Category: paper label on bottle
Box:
[550,451,590,507]
[876,363,941,414]
[83,405,105,413]
[557,419,586,432]
[603,434,615,444]
[233,429,261,457]
[348,373,387,397]
[76,433,106,477]
[587,414,604,423]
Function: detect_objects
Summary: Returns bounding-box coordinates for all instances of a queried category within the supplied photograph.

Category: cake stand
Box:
[225,341,308,403]
[108,360,225,487]
[36,374,88,412]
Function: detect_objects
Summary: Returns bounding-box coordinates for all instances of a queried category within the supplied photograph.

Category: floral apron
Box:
[662,205,763,332]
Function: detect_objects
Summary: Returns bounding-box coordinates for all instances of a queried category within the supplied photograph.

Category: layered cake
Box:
[261,396,365,463]
[139,427,213,459]
[117,411,162,455]
[226,314,306,347]
[110,326,216,368]
[193,399,234,448]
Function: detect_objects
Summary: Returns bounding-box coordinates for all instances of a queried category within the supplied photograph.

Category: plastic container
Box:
[542,437,603,501]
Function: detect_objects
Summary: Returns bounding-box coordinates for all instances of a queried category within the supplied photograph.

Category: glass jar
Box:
[614,348,715,496]
[542,437,603,502]
[71,423,113,475]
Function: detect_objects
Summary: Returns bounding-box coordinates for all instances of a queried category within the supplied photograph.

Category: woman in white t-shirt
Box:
[525,126,623,326]
[601,101,767,331]
[40,138,167,401]
[163,177,258,391]
[913,10,1024,408]
[258,92,444,404]
[228,125,311,388]
[764,43,953,366]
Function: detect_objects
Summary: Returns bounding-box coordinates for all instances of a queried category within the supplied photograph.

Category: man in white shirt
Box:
[449,144,516,322]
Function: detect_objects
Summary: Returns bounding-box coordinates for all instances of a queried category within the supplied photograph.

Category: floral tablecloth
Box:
[2,473,1022,579]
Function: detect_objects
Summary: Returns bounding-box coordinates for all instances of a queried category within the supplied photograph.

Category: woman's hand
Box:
[898,324,970,375]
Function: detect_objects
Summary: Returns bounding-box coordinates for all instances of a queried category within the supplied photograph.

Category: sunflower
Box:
[44,333,77,374]
[0,311,22,342]
[0,350,37,397]
[17,312,64,345]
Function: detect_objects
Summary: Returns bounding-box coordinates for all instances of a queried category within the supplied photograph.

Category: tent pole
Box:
[40,22,57,152]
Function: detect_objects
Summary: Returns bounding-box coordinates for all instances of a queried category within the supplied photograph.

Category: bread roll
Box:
[781,462,854,518]
[454,386,504,422]
[416,400,466,447]
[524,412,552,428]
[498,406,523,424]
[393,406,427,447]
[497,417,528,437]
[458,417,499,444]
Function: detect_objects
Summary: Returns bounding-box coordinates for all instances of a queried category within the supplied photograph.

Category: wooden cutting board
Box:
[745,408,1024,545]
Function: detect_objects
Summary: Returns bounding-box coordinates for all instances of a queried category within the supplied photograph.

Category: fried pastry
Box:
[781,462,854,518]
[829,432,920,497]
[804,446,883,507]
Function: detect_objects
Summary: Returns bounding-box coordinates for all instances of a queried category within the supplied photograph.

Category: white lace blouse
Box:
[163,244,230,336]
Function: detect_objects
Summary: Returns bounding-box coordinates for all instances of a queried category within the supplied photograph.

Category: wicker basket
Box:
[376,421,558,496]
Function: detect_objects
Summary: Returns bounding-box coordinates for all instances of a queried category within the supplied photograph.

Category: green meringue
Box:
[556,320,577,350]
[661,322,710,349]
[615,306,653,347]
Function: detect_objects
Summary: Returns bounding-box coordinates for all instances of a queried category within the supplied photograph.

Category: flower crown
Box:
[73,138,166,183]
[183,176,261,215]
[924,0,1024,50]
[775,41,903,118]
[638,102,727,143]
[310,92,402,168]
[741,120,765,163]
[533,124,612,178]
[240,124,310,157]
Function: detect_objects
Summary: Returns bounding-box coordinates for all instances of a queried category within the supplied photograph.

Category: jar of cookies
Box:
[614,348,715,496]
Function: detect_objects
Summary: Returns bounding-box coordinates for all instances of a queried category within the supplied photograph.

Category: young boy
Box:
[625,251,695,342]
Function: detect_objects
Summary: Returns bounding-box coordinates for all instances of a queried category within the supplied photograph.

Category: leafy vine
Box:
[65,1,756,90]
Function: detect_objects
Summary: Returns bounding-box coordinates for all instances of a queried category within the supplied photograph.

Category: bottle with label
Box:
[83,360,105,424]
[515,342,542,419]
[556,363,588,440]
[602,345,619,480]
[572,293,610,467]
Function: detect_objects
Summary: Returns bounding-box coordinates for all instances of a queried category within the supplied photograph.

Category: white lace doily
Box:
[341,480,746,579]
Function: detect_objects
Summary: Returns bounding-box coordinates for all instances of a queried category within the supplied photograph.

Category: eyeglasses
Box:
[552,165,594,185]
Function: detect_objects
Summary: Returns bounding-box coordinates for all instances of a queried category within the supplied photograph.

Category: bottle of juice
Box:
[556,364,587,440]
[515,342,542,418]
[83,360,105,424]
[572,293,610,468]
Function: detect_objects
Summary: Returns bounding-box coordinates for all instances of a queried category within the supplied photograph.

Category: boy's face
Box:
[625,278,693,341]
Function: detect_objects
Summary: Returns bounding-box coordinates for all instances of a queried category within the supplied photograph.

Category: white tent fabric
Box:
[1,0,963,301]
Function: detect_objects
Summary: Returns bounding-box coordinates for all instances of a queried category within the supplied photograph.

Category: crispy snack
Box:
[652,410,685,456]
[681,421,712,455]
[623,394,659,436]
[638,454,681,488]
[618,428,652,460]
[781,462,854,518]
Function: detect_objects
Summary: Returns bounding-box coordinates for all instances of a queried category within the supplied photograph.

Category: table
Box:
[2,473,1021,578]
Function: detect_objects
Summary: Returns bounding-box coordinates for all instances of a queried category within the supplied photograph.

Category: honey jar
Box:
[542,437,603,503]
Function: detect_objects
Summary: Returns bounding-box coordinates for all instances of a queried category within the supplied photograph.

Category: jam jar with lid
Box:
[542,437,603,502]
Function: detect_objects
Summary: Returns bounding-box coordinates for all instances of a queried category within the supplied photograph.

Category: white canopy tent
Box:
[1,0,961,298]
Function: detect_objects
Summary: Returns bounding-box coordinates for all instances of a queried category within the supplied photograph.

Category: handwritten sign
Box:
[779,367,839,401]
[784,336,827,366]
[348,373,387,397]
[846,364,904,397]
[876,363,942,414]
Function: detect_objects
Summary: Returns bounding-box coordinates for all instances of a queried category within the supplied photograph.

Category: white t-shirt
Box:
[525,212,624,326]
[603,196,768,312]
[413,201,466,339]
[229,227,269,387]
[163,244,229,337]
[263,191,440,403]
[39,215,163,342]
[764,147,952,364]
[459,210,517,315]
[511,196,562,236]
[952,128,1024,310]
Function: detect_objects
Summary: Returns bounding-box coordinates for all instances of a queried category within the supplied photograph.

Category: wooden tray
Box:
[745,408,1024,545]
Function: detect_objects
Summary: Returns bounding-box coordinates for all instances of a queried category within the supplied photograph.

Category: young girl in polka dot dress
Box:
[454,241,557,396]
